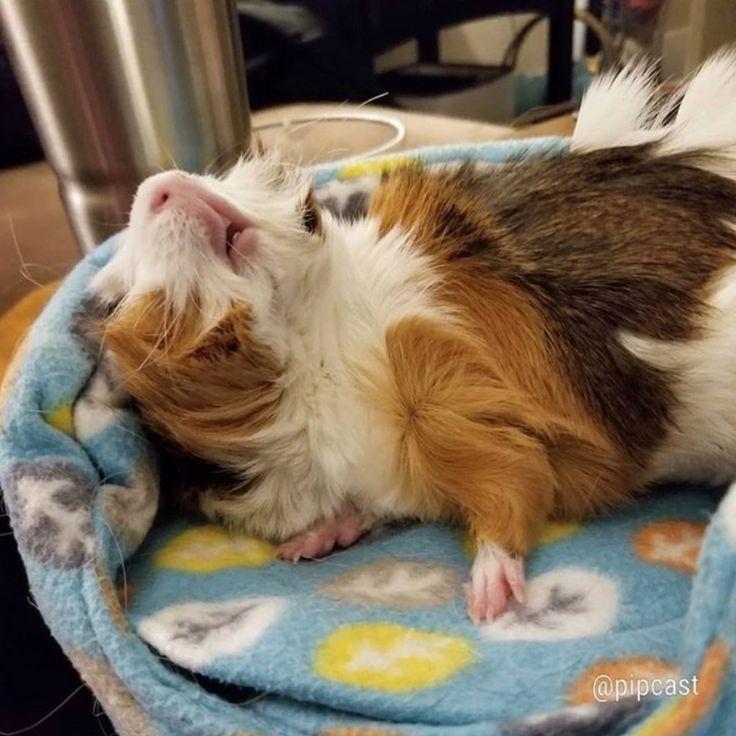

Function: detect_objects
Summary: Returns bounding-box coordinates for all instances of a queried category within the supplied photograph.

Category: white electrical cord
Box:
[253,112,406,159]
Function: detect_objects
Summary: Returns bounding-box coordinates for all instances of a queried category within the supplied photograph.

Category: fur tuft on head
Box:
[573,47,736,182]
[572,59,665,152]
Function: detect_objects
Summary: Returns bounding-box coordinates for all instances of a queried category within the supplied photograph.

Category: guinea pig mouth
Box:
[190,193,257,265]
[224,220,258,262]
[140,172,259,265]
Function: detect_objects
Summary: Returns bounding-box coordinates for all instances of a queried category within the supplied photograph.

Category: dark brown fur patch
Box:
[302,189,323,236]
[154,432,251,518]
[370,148,736,465]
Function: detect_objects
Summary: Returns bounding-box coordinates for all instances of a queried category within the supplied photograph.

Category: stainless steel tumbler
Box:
[1,0,251,252]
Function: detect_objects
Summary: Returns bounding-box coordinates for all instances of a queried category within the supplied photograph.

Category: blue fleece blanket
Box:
[2,139,735,736]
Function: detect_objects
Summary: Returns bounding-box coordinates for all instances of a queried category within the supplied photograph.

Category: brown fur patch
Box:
[370,152,736,463]
[371,164,508,260]
[368,316,636,554]
[378,317,556,553]
[435,272,638,522]
[368,149,736,547]
[95,292,282,471]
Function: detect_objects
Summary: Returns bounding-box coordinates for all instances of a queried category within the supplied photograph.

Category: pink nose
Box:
[147,172,204,215]
[149,188,170,212]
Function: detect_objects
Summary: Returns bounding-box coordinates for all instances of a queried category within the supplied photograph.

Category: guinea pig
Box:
[90,51,736,622]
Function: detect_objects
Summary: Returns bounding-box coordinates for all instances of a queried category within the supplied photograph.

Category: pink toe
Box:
[466,544,527,622]
[465,585,483,624]
[336,520,362,548]
[502,556,526,603]
[302,533,326,559]
[485,577,511,619]
[317,533,337,557]
[275,543,295,560]
[276,510,366,563]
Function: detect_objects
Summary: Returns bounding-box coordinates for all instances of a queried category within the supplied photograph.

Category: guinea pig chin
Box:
[92,198,273,331]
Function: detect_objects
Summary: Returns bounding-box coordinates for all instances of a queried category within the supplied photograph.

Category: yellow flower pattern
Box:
[155,525,274,573]
[314,623,473,692]
[337,156,416,181]
[539,521,583,545]
[44,402,74,436]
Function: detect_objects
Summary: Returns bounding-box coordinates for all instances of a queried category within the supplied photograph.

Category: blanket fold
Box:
[1,139,734,736]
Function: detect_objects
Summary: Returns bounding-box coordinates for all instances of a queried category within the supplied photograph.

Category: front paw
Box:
[275,510,364,562]
[465,542,525,623]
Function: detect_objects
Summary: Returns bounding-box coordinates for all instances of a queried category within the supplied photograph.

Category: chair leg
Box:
[417,31,440,63]
[0,0,250,253]
[546,0,575,104]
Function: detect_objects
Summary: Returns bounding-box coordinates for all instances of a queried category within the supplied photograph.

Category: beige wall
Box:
[375,1,736,84]
[661,0,693,77]
[441,15,549,74]
[375,14,549,76]
[661,0,736,76]
[686,0,736,69]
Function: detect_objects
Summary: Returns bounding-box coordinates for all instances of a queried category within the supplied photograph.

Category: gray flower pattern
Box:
[3,462,96,566]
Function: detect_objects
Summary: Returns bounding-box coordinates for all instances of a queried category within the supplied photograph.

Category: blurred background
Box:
[1,1,735,733]
[4,0,735,169]
[2,0,735,310]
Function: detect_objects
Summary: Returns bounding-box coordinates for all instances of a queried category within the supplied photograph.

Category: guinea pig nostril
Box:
[151,190,170,212]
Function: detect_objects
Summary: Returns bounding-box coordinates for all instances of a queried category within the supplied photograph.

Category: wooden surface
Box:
[0,280,59,387]
[0,162,79,316]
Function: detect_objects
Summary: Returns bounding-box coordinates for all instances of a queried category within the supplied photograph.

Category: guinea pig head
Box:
[89,154,325,469]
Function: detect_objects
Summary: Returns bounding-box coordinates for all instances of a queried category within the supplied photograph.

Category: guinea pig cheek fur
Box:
[96,292,283,471]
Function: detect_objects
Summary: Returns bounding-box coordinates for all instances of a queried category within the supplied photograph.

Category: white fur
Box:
[585,51,736,486]
[572,60,668,151]
[573,49,736,179]
[659,49,736,175]
[91,157,446,540]
[91,155,321,333]
[624,256,736,486]
[200,216,447,538]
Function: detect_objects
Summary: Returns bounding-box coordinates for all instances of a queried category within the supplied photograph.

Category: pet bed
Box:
[1,139,735,736]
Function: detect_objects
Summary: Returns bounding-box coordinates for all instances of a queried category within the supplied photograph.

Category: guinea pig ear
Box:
[301,189,323,237]
[251,134,266,157]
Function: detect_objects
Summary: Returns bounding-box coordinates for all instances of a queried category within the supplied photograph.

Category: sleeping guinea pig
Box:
[90,51,736,622]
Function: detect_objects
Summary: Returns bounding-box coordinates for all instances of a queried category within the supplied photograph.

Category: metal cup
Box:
[1,0,251,252]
